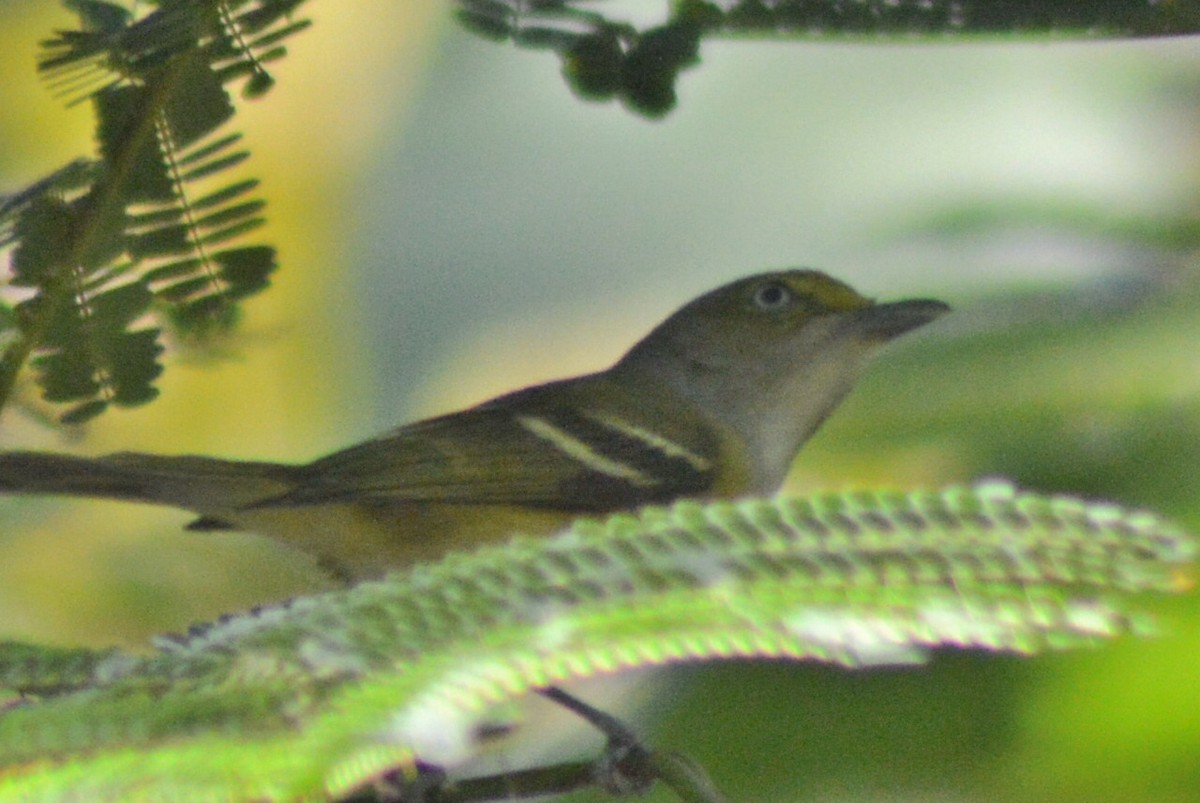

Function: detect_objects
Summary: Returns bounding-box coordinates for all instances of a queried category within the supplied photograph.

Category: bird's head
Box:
[614,269,949,489]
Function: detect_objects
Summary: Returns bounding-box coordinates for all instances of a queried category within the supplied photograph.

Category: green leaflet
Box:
[0,482,1193,801]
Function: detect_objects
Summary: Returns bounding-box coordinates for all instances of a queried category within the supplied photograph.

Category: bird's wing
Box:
[257,402,717,512]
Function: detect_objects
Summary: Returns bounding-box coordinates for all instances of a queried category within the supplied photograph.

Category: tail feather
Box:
[0,451,298,515]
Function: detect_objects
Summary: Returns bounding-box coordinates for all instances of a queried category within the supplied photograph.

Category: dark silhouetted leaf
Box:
[60,398,109,424]
[128,223,191,258]
[214,246,275,298]
[127,207,185,228]
[155,276,215,304]
[196,217,264,246]
[189,179,259,211]
[247,19,313,52]
[94,86,174,202]
[562,31,623,100]
[10,198,78,285]
[194,200,266,231]
[176,133,243,167]
[32,345,100,402]
[143,257,203,284]
[240,70,276,99]
[67,0,132,34]
[89,280,153,327]
[177,151,250,183]
[159,56,234,146]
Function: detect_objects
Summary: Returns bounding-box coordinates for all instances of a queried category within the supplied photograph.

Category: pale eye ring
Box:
[752,282,792,311]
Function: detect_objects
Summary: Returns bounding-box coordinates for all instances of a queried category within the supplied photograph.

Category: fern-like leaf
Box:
[1,1,308,422]
[0,484,1191,801]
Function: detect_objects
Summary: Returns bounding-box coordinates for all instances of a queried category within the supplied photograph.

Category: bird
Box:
[0,269,948,581]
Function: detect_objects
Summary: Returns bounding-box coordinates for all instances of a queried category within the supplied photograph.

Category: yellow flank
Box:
[234,501,574,578]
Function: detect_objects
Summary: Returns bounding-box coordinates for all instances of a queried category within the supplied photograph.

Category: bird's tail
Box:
[0,451,298,515]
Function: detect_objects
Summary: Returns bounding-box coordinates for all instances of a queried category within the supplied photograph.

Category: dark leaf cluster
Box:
[455,0,1200,119]
[0,0,309,424]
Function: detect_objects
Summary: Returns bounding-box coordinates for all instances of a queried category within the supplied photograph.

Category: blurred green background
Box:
[2,2,1199,800]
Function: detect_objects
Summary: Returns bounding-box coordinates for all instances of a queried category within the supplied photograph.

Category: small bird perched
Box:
[0,270,947,580]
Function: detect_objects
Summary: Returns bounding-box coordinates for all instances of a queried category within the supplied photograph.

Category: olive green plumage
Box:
[0,270,948,578]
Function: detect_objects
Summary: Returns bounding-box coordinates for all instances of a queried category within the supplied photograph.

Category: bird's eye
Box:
[752,282,792,311]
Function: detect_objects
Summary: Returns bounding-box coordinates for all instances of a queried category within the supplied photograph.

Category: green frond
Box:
[0,485,1192,800]
[0,1,308,423]
[40,0,311,102]
[0,642,130,697]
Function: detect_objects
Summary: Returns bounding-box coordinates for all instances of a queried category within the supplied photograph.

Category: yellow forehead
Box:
[764,270,873,313]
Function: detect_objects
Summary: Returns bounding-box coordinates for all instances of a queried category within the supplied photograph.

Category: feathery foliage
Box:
[0,0,309,424]
[0,484,1193,801]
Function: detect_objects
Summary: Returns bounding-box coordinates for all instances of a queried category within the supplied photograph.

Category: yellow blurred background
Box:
[0,2,445,640]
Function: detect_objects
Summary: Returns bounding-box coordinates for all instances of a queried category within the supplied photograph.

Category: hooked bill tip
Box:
[853,298,950,341]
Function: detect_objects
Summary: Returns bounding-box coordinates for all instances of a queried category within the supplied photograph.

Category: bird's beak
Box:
[848,298,950,342]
